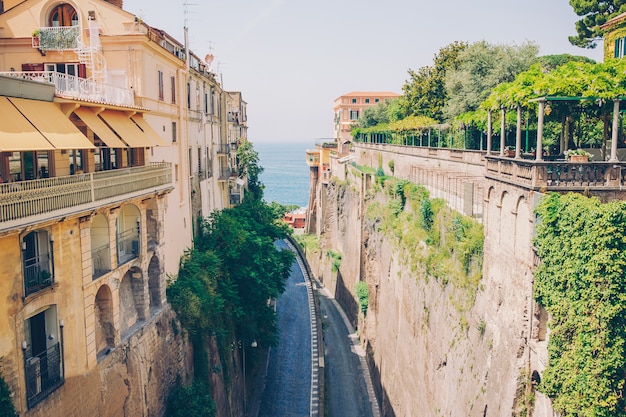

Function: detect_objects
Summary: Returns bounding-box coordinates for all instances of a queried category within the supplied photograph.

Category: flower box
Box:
[568,154,589,163]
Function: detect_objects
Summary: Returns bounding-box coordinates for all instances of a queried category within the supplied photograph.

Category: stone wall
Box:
[308,145,548,416]
[23,307,193,417]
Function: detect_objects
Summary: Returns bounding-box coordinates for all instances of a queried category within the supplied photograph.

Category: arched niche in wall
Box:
[94,284,115,357]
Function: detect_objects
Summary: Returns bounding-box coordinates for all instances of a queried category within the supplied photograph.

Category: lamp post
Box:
[241,339,258,415]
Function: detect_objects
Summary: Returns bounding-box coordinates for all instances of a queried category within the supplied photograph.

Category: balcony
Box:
[25,343,63,409]
[92,243,111,279]
[23,254,53,297]
[0,163,173,233]
[306,150,320,167]
[216,143,230,154]
[117,228,139,266]
[485,156,626,192]
[34,26,79,51]
[0,71,134,107]
[218,169,232,181]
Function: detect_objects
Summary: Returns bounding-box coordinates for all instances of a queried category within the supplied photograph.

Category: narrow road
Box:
[318,285,380,417]
[257,240,312,417]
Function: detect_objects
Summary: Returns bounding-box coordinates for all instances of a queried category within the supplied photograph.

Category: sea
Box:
[256,141,312,209]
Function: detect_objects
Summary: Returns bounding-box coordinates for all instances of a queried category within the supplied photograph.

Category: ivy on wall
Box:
[364,177,483,315]
[534,192,626,416]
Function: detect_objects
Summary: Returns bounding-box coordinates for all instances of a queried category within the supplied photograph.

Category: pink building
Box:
[333,91,400,145]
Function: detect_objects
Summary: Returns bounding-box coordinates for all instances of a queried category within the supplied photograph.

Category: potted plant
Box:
[31,29,40,48]
[565,148,592,163]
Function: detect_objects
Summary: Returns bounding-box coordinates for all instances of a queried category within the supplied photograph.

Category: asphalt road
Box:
[258,240,312,417]
[318,286,380,417]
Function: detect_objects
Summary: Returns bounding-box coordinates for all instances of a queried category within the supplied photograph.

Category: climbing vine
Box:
[534,193,626,416]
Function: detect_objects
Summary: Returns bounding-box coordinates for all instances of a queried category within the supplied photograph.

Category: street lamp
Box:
[241,339,258,414]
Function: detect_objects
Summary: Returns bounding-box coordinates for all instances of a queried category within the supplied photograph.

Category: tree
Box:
[357,99,394,128]
[443,41,538,120]
[402,41,468,122]
[568,0,626,48]
[236,139,263,199]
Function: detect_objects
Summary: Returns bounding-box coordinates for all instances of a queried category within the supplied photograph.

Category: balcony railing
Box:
[23,254,53,297]
[92,243,111,279]
[485,156,626,191]
[117,228,139,265]
[0,71,134,107]
[25,343,63,409]
[216,143,230,154]
[0,163,172,233]
[218,169,232,181]
[35,26,79,51]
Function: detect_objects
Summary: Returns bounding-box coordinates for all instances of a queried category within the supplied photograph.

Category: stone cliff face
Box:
[307,146,545,416]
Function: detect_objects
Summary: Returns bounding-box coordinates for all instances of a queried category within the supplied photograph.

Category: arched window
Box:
[49,3,78,27]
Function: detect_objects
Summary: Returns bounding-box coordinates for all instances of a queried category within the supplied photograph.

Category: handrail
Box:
[0,163,172,229]
[0,71,134,106]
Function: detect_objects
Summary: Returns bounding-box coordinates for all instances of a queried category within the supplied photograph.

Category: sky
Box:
[122,0,604,143]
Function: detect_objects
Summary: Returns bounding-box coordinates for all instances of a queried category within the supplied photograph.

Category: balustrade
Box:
[0,163,172,232]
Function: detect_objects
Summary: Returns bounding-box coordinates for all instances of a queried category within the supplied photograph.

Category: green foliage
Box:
[166,379,216,417]
[358,99,394,128]
[327,250,342,272]
[444,40,539,120]
[0,371,17,417]
[420,198,434,231]
[534,193,626,416]
[236,140,264,199]
[168,196,295,353]
[294,233,320,255]
[402,41,468,122]
[568,1,626,48]
[366,181,483,312]
[355,281,369,315]
[388,159,395,175]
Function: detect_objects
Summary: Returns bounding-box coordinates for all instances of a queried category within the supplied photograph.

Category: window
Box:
[204,92,209,114]
[49,3,78,27]
[158,70,164,101]
[95,146,118,171]
[187,82,191,109]
[116,206,140,265]
[22,230,54,297]
[349,110,359,120]
[375,98,380,103]
[615,37,626,59]
[365,98,370,104]
[197,147,202,177]
[172,122,177,143]
[69,150,83,174]
[170,76,176,103]
[24,306,64,409]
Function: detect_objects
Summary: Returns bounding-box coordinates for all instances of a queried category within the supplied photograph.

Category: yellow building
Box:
[0,0,248,414]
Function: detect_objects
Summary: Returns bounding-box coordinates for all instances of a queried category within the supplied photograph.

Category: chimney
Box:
[105,0,123,8]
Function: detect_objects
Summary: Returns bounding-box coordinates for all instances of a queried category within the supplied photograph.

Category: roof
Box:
[335,91,400,100]
[601,11,626,29]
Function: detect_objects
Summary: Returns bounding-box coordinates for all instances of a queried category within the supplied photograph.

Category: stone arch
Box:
[514,195,531,258]
[486,187,501,245]
[116,204,141,265]
[119,267,146,337]
[95,285,115,356]
[500,190,516,252]
[90,214,110,278]
[144,198,160,250]
[148,255,162,311]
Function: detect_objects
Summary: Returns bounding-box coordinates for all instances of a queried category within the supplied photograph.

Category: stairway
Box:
[76,17,107,98]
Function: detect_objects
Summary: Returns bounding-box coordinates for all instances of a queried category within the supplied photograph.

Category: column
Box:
[486,110,492,155]
[515,105,522,159]
[500,108,506,156]
[536,100,545,162]
[610,99,620,162]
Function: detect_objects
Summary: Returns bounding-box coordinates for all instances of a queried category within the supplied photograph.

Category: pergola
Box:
[485,96,625,162]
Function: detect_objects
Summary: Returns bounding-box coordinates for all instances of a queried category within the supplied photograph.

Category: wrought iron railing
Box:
[36,26,79,51]
[216,143,230,154]
[0,71,134,106]
[25,343,63,409]
[218,169,232,181]
[23,254,53,296]
[92,243,111,279]
[0,163,172,232]
[117,228,139,265]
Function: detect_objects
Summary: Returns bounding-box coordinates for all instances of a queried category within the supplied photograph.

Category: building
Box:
[0,0,247,414]
[601,11,626,59]
[333,91,400,145]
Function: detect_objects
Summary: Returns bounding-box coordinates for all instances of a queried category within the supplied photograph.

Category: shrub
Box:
[355,281,369,315]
